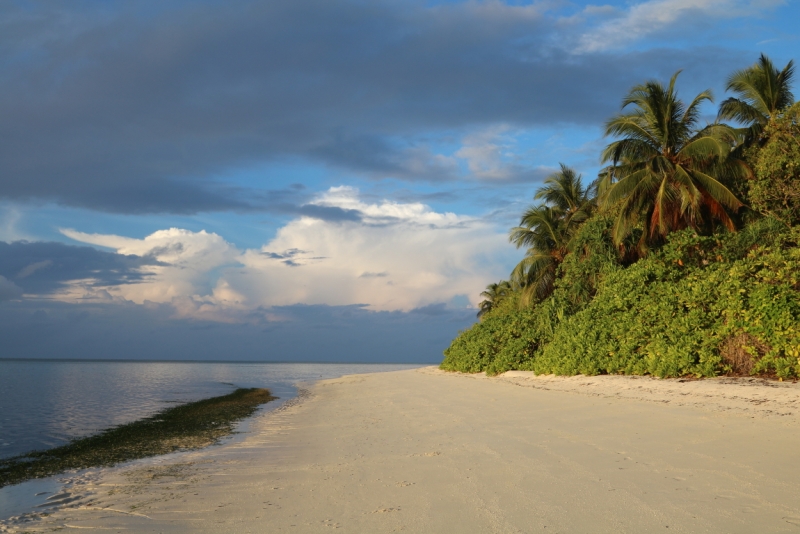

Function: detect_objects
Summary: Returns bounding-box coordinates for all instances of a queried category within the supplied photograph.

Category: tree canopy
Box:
[600,72,746,249]
[718,53,795,144]
[444,54,800,380]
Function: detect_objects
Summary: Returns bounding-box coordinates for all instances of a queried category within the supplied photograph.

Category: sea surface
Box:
[0,359,426,460]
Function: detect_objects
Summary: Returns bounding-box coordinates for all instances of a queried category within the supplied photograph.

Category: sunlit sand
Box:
[5,367,800,532]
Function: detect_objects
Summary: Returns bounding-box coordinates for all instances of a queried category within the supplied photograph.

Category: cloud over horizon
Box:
[51,187,515,319]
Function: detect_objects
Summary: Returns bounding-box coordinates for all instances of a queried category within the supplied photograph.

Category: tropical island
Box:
[442,54,800,379]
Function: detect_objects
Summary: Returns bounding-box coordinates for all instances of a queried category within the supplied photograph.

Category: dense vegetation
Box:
[0,388,276,488]
[442,55,800,379]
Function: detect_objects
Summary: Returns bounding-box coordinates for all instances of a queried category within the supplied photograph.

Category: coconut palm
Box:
[718,54,795,144]
[477,280,513,319]
[509,206,566,304]
[509,165,594,304]
[601,71,747,249]
[534,163,595,225]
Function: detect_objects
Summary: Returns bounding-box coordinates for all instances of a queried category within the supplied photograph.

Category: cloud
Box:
[0,241,162,297]
[59,227,241,304]
[294,204,363,222]
[226,187,517,311]
[0,0,761,212]
[60,228,237,268]
[0,206,32,242]
[58,187,516,315]
[0,275,23,302]
[574,0,784,53]
[410,303,450,316]
[360,271,388,278]
[454,125,554,183]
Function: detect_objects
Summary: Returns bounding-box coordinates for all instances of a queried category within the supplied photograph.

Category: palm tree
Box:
[509,165,593,304]
[477,280,513,319]
[718,54,795,144]
[534,163,595,226]
[601,71,747,249]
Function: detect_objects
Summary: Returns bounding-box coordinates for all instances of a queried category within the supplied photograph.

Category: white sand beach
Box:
[4,367,800,533]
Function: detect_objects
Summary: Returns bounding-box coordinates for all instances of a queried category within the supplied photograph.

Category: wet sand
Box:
[3,367,800,533]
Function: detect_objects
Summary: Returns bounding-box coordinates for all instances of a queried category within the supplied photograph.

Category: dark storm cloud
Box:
[410,303,450,316]
[293,204,362,222]
[0,241,162,295]
[0,1,754,213]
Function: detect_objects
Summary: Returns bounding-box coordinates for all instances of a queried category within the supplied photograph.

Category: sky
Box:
[1,0,798,362]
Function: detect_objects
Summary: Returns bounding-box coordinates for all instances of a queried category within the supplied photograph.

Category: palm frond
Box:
[689,169,744,211]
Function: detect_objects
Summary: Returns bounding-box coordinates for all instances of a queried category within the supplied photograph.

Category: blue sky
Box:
[0,0,797,361]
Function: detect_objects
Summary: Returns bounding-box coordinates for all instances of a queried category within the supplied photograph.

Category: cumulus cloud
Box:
[60,228,238,269]
[234,187,514,311]
[59,187,515,316]
[59,228,241,305]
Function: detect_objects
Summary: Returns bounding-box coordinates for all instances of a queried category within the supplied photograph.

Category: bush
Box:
[750,103,800,225]
[441,293,548,375]
[442,225,800,379]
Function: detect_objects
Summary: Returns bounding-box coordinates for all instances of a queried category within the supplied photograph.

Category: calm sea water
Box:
[0,359,426,460]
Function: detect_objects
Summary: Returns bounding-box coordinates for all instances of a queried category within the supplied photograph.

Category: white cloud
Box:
[235,187,513,311]
[574,0,784,53]
[60,227,240,305]
[454,125,544,182]
[61,188,517,319]
[59,227,237,268]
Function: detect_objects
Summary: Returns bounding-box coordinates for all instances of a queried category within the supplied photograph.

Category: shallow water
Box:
[0,360,424,460]
[0,359,426,519]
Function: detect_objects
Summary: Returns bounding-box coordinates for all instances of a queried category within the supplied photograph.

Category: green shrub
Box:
[441,293,546,375]
[750,103,800,225]
[442,226,800,379]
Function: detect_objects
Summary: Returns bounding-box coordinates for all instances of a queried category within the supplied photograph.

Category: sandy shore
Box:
[4,367,800,533]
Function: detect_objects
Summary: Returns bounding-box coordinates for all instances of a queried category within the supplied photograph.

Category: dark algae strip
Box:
[0,388,276,488]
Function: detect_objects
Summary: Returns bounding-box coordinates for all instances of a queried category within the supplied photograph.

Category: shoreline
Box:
[0,388,277,490]
[4,367,800,532]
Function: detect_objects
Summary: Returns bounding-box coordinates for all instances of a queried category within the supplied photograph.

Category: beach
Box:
[4,367,800,533]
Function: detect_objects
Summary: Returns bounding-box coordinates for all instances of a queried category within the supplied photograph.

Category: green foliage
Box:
[750,103,800,225]
[509,164,595,304]
[718,53,795,144]
[557,214,621,306]
[442,215,621,376]
[535,228,800,378]
[444,223,800,379]
[601,72,746,248]
[443,57,800,381]
[441,292,560,375]
[477,280,514,318]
